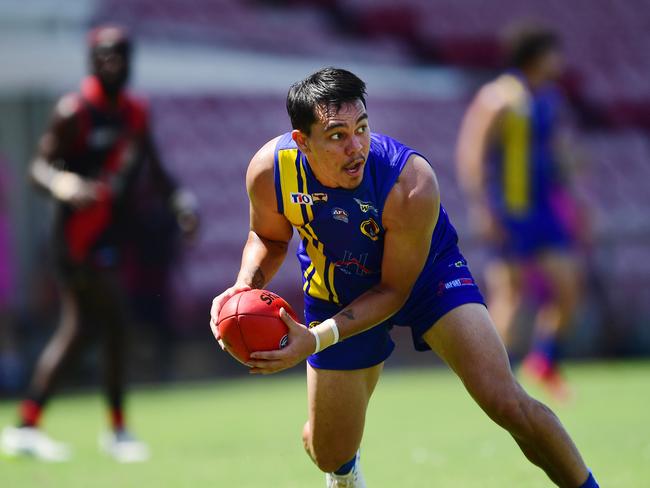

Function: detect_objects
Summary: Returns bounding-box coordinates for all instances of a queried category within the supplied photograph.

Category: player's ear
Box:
[292,130,310,153]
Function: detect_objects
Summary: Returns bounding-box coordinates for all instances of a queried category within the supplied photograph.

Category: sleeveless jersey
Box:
[55,75,148,265]
[488,72,564,220]
[274,132,459,309]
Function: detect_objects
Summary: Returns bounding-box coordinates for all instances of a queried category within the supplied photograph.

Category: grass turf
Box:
[1,360,649,487]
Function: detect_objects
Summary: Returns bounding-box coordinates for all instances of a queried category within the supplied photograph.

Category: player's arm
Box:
[209,137,293,339]
[237,138,293,290]
[321,154,439,339]
[29,96,99,207]
[139,125,200,238]
[248,154,439,373]
[455,81,508,241]
[455,82,505,204]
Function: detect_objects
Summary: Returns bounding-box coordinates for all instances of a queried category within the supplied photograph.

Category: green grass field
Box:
[1,360,649,487]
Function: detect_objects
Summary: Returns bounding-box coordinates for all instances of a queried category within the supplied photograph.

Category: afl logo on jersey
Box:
[332,208,349,223]
[360,218,380,241]
[290,192,313,205]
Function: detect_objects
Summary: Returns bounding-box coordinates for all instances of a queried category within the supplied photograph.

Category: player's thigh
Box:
[422,304,518,406]
[536,250,582,300]
[484,258,523,299]
[306,362,383,450]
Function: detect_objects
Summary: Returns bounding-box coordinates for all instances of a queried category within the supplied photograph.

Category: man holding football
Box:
[210,67,598,488]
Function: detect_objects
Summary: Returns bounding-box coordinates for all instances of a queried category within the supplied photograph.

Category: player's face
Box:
[92,43,130,95]
[538,49,564,81]
[293,99,370,190]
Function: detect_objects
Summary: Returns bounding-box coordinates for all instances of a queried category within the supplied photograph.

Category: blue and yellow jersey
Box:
[274,132,458,309]
[488,72,564,220]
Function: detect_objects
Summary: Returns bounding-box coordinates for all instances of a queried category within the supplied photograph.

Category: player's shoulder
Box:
[122,91,150,131]
[53,92,84,121]
[369,132,408,154]
[246,135,284,190]
[123,90,149,114]
[476,73,528,112]
[400,153,437,198]
[368,133,421,167]
[384,153,438,227]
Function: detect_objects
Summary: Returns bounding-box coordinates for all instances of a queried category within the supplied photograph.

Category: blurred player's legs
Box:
[98,429,150,463]
[1,267,149,462]
[1,279,84,461]
[424,303,591,487]
[483,258,524,347]
[522,250,582,401]
[0,425,70,461]
[302,363,381,487]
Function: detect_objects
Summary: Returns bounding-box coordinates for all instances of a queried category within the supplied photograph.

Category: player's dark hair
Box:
[287,67,367,135]
[505,25,560,69]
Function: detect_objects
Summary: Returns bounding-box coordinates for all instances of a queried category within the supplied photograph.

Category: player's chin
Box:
[339,173,364,189]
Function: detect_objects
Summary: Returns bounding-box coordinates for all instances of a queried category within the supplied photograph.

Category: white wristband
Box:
[309,328,321,354]
[326,319,340,344]
[309,318,339,354]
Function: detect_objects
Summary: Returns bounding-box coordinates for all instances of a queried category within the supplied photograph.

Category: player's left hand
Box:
[247,308,316,375]
[171,188,200,241]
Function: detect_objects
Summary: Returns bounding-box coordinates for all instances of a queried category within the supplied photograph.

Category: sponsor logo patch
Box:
[332,207,349,223]
[290,192,313,205]
[437,277,475,296]
[311,192,328,203]
[354,198,378,215]
[360,218,380,241]
[335,251,371,276]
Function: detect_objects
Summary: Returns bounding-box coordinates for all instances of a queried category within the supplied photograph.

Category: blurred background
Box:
[1,0,649,395]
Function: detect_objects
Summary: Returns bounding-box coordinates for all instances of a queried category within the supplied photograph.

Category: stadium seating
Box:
[95,0,650,131]
[94,0,410,63]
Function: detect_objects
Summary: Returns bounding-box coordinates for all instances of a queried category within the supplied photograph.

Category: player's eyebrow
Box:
[324,113,368,132]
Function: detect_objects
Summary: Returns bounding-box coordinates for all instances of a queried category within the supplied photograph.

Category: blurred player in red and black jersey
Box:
[1,25,198,462]
[456,26,587,401]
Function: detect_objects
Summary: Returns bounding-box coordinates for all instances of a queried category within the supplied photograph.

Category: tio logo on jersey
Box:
[290,192,313,205]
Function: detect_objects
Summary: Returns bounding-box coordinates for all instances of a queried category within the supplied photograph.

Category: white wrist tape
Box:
[309,318,340,354]
[309,328,321,354]
[50,172,83,200]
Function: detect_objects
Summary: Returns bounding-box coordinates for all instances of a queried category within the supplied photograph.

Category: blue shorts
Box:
[498,210,571,259]
[305,247,485,370]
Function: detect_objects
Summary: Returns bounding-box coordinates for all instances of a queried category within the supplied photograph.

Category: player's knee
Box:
[481,385,537,436]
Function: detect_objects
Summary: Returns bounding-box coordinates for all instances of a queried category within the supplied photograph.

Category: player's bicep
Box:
[37,96,82,162]
[380,156,439,297]
[246,139,293,244]
[249,199,293,243]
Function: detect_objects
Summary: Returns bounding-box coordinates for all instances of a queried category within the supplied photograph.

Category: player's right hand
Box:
[50,172,104,208]
[209,284,251,349]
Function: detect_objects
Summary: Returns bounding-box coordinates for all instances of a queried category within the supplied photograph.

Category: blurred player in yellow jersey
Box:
[456,26,585,400]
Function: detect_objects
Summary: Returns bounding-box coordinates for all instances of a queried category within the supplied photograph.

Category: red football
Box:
[217,289,298,365]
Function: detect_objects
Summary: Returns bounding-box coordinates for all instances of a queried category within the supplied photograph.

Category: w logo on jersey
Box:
[354,198,378,215]
[290,192,313,205]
